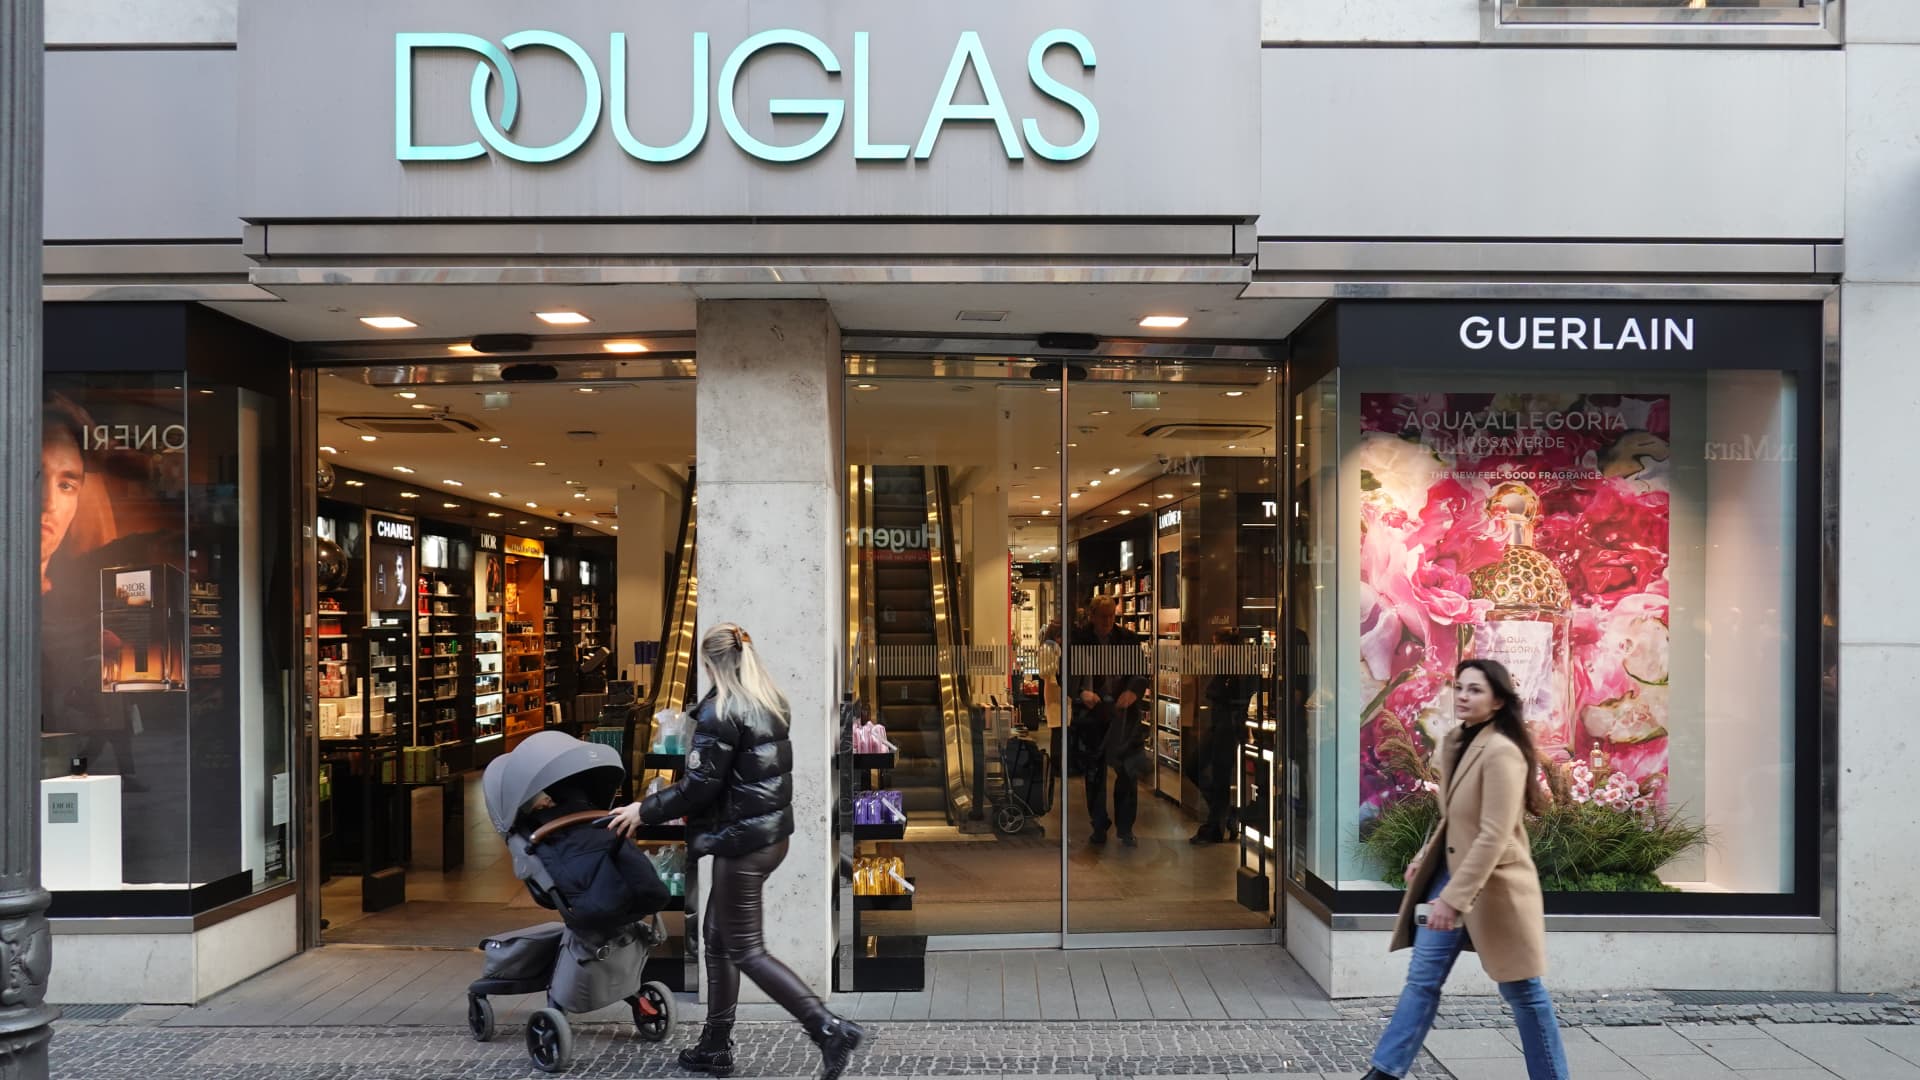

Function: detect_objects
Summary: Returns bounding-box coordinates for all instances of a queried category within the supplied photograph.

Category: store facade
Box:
[37,0,1913,1004]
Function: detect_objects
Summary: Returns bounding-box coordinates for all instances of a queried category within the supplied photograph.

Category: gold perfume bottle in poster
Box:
[1458,482,1574,761]
[100,564,187,692]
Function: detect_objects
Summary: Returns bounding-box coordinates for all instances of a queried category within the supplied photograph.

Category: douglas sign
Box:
[396,28,1100,165]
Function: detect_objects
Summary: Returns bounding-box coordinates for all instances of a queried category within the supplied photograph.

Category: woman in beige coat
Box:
[1359,659,1568,1080]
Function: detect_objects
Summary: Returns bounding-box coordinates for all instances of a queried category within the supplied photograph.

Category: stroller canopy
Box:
[481,731,626,835]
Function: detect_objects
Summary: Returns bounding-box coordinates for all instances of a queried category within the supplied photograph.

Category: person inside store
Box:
[1037,618,1064,763]
[1191,628,1254,846]
[607,622,866,1080]
[1066,595,1150,848]
[1360,658,1568,1080]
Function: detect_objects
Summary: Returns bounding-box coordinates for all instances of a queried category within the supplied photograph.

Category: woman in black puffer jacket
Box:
[608,622,864,1080]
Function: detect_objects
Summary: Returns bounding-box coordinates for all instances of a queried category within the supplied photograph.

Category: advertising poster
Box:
[1355,393,1672,817]
[40,376,191,884]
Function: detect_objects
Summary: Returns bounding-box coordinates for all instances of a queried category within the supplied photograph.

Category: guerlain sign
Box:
[1459,315,1696,354]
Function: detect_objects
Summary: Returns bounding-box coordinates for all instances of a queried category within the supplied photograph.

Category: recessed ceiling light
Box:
[394,391,417,400]
[448,343,479,356]
[529,461,547,467]
[442,480,463,487]
[1068,442,1078,448]
[1031,495,1042,501]
[1089,480,1102,487]
[1191,481,1203,487]
[1222,390,1245,398]
[573,492,589,499]
[612,525,620,531]
[561,511,573,518]
[575,387,598,394]
[855,383,877,391]
[1139,315,1189,329]
[520,520,529,525]
[399,491,419,499]
[1041,509,1052,516]
[488,491,504,498]
[1070,493,1082,499]
[1158,493,1175,500]
[536,311,590,325]
[1119,509,1132,515]
[486,512,502,518]
[1044,387,1062,393]
[1032,465,1044,471]
[392,465,414,474]
[360,315,417,330]
[320,445,338,454]
[1106,467,1122,476]
[443,502,458,509]
[360,435,378,443]
[345,480,366,488]
[1090,410,1111,417]
[1226,444,1238,450]
[525,501,538,508]
[1137,502,1149,508]
[602,341,648,354]
[410,403,431,410]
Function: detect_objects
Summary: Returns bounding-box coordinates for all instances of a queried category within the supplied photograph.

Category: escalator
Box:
[867,466,950,818]
[646,483,698,721]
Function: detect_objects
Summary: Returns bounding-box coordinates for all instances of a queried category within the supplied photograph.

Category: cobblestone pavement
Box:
[44,991,1920,1080]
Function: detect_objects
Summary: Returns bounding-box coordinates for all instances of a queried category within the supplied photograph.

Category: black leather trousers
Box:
[703,839,829,1030]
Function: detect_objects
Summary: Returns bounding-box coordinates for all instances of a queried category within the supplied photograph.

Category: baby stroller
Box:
[471,731,678,1073]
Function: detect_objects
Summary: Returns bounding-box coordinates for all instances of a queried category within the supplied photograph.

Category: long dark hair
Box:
[1455,658,1549,816]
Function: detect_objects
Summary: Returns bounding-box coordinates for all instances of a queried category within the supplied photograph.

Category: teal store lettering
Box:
[396,28,1099,165]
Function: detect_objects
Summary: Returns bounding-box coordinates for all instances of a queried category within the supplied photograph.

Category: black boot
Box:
[1358,1068,1400,1080]
[809,1014,866,1080]
[678,1021,735,1076]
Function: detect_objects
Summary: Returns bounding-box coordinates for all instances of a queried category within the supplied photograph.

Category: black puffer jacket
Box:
[640,690,794,858]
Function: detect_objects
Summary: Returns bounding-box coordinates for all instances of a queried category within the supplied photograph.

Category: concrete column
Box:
[968,486,1010,686]
[1839,5,1920,993]
[694,300,842,1000]
[615,482,673,693]
[0,0,55,1073]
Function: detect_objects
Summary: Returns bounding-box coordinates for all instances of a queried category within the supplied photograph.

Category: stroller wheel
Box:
[467,995,496,1042]
[632,980,675,1042]
[526,1007,573,1073]
[993,804,1027,836]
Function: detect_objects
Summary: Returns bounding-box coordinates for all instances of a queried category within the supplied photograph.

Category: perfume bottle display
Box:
[100,564,187,692]
[1457,482,1574,761]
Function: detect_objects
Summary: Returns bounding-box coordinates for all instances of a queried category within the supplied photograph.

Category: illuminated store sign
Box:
[396,28,1099,165]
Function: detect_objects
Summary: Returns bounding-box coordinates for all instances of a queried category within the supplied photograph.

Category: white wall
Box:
[1263,0,1477,43]
[48,896,298,1004]
[1840,0,1920,993]
[47,0,235,44]
[616,483,673,696]
[1260,48,1844,241]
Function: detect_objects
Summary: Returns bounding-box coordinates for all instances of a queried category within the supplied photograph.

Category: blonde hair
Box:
[701,622,789,725]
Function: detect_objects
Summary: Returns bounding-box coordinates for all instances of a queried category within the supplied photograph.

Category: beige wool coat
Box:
[1389,723,1548,983]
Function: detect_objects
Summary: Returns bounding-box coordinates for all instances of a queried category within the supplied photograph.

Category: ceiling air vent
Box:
[1131,420,1272,441]
[336,414,485,435]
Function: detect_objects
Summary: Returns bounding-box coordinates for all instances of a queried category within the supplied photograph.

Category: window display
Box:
[1289,301,1820,912]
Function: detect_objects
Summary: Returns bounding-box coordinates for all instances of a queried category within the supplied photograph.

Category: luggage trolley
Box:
[982,699,1053,836]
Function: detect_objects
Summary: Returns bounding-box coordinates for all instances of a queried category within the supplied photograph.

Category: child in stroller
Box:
[469,730,679,1074]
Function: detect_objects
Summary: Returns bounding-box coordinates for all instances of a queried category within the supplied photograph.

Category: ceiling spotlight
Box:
[443,502,459,509]
[535,311,590,325]
[602,341,648,354]
[1138,315,1189,329]
[561,511,574,518]
[442,480,463,487]
[573,492,589,499]
[529,461,548,467]
[1090,410,1112,417]
[575,387,598,394]
[1070,493,1082,499]
[1191,481,1203,487]
[399,492,419,499]
[1106,467,1122,476]
[344,480,365,488]
[1031,495,1042,501]
[1044,387,1062,393]
[520,520,529,525]
[394,391,417,400]
[1226,444,1238,450]
[612,525,620,531]
[392,465,415,474]
[482,436,503,444]
[1158,493,1175,500]
[1090,480,1102,487]
[320,445,338,454]
[1041,509,1052,516]
[1137,502,1149,508]
[525,501,538,508]
[360,435,378,443]
[489,491,505,499]
[855,383,877,391]
[1119,509,1132,515]
[1222,390,1246,398]
[360,315,417,330]
[486,512,502,518]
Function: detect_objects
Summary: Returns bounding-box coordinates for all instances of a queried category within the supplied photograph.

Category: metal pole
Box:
[0,0,55,1074]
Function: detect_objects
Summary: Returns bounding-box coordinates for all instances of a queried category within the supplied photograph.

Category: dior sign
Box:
[397,28,1100,165]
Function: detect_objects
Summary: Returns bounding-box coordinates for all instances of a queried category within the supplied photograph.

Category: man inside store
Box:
[1067,595,1150,847]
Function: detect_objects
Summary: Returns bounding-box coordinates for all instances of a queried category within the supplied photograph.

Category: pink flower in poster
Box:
[1535,481,1670,607]
[1602,732,1670,792]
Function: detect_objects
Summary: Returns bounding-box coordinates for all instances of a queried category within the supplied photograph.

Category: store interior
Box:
[311,348,1286,984]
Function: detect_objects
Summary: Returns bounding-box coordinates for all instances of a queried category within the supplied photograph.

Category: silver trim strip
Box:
[49,916,195,935]
[927,933,1063,952]
[1256,241,1836,278]
[1241,280,1838,301]
[250,222,1247,261]
[44,283,279,302]
[44,243,251,277]
[251,265,1254,287]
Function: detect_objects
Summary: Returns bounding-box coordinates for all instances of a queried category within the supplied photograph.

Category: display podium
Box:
[41,774,124,890]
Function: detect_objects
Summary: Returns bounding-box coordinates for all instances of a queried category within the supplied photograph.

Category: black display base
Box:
[363,865,406,912]
[848,752,896,771]
[853,823,906,841]
[850,934,926,991]
[1236,867,1270,913]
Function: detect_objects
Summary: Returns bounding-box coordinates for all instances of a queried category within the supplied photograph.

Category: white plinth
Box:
[41,775,123,890]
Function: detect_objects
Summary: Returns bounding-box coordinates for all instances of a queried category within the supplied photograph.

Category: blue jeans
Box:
[1370,872,1569,1079]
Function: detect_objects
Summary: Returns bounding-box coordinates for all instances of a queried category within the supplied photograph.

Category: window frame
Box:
[1482,0,1842,47]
